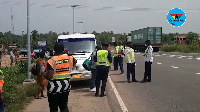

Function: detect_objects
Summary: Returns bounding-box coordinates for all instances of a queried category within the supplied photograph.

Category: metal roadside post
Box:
[24,0,34,84]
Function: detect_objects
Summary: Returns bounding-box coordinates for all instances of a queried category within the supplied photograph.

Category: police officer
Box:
[117,41,124,74]
[94,43,112,97]
[124,42,138,83]
[43,43,75,112]
[113,42,118,70]
[141,40,153,83]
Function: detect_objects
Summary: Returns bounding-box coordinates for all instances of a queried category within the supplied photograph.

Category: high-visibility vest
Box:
[46,55,73,80]
[113,46,118,57]
[124,47,134,62]
[0,70,4,93]
[117,45,124,55]
[96,50,110,66]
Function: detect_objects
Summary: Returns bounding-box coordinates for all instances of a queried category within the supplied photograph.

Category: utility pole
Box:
[11,7,14,34]
[22,30,24,48]
[24,0,32,82]
[77,22,83,33]
[71,5,79,34]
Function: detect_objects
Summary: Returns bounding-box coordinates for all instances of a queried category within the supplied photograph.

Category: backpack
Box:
[31,64,38,76]
[82,58,91,71]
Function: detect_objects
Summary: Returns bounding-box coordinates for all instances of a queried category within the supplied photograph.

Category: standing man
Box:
[117,41,124,74]
[124,42,138,83]
[43,43,75,112]
[113,42,118,70]
[141,40,153,83]
[94,43,112,97]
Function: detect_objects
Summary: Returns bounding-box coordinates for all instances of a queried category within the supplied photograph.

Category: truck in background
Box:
[57,33,96,81]
[129,27,162,52]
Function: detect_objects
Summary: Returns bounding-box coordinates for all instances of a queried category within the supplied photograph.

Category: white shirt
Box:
[124,47,135,63]
[144,45,153,62]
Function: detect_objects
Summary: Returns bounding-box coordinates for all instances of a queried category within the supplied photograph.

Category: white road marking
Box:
[156,62,162,64]
[196,57,200,60]
[196,73,200,75]
[169,55,175,57]
[171,66,179,69]
[182,56,186,58]
[108,76,128,112]
[162,54,167,56]
[188,58,193,60]
[187,56,193,58]
[177,56,183,58]
[154,55,161,57]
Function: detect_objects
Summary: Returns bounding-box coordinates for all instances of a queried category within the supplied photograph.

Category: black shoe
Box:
[100,94,106,97]
[147,80,151,82]
[132,80,138,82]
[140,80,147,83]
[95,93,99,97]
[128,80,131,83]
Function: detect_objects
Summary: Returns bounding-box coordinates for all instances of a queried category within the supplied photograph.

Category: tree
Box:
[186,32,199,45]
[31,30,39,41]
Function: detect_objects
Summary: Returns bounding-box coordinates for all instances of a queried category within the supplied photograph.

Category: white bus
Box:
[57,33,96,81]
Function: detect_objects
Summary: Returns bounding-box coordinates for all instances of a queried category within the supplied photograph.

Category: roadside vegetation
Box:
[2,60,37,112]
[161,32,200,53]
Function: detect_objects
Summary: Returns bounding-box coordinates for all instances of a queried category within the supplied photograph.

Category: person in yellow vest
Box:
[124,42,138,83]
[43,43,75,112]
[94,43,112,97]
[113,42,119,70]
[117,41,125,74]
[0,70,4,112]
[141,40,153,83]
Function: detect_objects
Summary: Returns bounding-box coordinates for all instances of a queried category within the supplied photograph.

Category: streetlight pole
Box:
[71,5,79,34]
[77,22,83,33]
[24,0,32,82]
[22,31,24,48]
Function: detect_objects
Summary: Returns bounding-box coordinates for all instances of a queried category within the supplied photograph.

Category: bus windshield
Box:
[58,38,95,53]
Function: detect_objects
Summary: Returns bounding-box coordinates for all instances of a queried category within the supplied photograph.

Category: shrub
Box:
[161,45,200,53]
[1,60,38,112]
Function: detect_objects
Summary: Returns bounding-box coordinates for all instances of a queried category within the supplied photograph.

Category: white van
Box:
[57,33,96,81]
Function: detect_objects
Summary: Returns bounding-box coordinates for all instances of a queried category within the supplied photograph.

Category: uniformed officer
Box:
[43,43,75,112]
[94,43,112,97]
[141,40,153,83]
[113,42,118,70]
[124,42,138,83]
[117,41,124,74]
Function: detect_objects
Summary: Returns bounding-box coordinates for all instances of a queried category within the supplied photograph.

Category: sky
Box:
[0,0,200,35]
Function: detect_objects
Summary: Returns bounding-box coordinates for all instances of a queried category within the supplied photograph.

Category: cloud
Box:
[93,6,113,10]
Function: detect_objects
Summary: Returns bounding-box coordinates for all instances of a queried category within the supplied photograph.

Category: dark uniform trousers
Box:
[47,79,70,112]
[127,63,136,80]
[113,57,118,70]
[143,62,152,81]
[95,65,109,95]
[118,56,124,73]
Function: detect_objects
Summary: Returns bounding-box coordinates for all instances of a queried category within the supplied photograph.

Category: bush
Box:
[161,45,200,53]
[1,60,38,112]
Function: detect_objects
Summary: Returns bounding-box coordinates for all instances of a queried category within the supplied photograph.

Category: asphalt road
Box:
[107,52,200,112]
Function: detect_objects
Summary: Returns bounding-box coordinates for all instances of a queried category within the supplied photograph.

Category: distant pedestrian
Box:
[124,42,138,83]
[141,40,153,83]
[35,51,47,99]
[10,49,14,66]
[113,42,118,70]
[94,43,112,97]
[117,41,124,74]
[43,43,75,112]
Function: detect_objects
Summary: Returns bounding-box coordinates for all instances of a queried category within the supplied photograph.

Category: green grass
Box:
[160,45,200,53]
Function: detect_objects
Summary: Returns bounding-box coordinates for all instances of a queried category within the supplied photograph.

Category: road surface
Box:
[107,52,200,112]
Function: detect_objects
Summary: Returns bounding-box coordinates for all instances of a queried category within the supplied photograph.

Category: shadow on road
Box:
[70,80,90,90]
[114,81,128,83]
